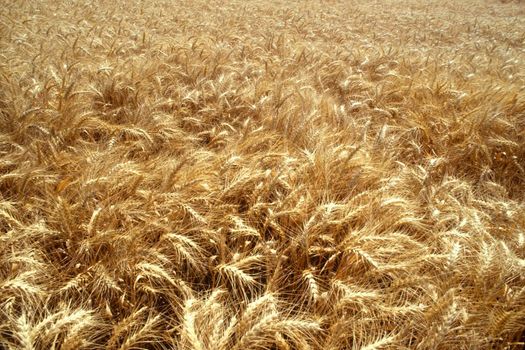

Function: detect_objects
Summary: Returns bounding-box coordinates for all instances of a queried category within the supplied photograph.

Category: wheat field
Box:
[1,0,525,349]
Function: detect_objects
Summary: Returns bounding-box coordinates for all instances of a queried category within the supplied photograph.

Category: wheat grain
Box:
[0,0,524,348]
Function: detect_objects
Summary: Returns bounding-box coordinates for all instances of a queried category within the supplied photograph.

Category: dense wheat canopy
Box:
[1,0,525,348]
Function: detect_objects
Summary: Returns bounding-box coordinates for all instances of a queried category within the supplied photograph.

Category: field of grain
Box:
[1,0,525,349]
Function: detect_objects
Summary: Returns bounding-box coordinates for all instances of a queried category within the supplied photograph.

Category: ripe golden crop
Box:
[1,0,524,349]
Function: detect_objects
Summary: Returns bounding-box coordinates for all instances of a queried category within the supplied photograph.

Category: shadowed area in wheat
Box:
[1,0,524,349]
